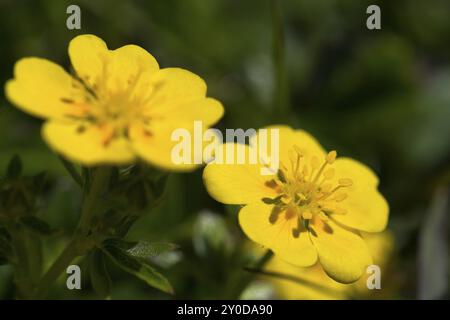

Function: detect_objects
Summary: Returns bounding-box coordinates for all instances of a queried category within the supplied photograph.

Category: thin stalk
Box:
[10,227,33,299]
[271,0,290,118]
[32,240,79,299]
[32,166,111,299]
[78,166,111,233]
[252,249,274,270]
[59,156,83,187]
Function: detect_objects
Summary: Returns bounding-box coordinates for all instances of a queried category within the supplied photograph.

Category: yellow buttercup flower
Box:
[5,34,223,170]
[203,126,389,283]
[264,232,394,299]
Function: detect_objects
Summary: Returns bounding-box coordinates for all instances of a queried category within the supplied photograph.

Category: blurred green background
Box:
[0,0,449,299]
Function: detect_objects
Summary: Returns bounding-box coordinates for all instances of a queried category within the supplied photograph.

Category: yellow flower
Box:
[5,34,223,170]
[203,126,389,283]
[264,231,394,300]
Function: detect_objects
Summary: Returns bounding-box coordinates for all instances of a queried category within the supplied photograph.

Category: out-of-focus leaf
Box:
[239,281,276,300]
[7,155,22,179]
[102,244,173,295]
[193,211,234,257]
[0,236,12,258]
[19,216,55,236]
[418,187,449,299]
[89,250,112,299]
[126,242,178,259]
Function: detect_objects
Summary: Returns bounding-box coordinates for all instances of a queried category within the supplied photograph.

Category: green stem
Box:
[270,0,290,119]
[32,166,111,299]
[237,249,273,297]
[32,240,80,299]
[24,232,42,285]
[252,249,274,270]
[10,226,33,299]
[78,167,111,233]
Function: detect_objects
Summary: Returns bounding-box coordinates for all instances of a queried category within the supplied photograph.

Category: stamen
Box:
[326,150,337,164]
[333,207,347,215]
[280,195,292,205]
[302,211,312,220]
[311,156,320,171]
[293,145,304,156]
[318,212,329,221]
[338,178,353,187]
[277,168,287,183]
[288,150,296,173]
[323,168,335,180]
[333,192,348,202]
[320,183,333,193]
[312,159,327,184]
[302,165,309,179]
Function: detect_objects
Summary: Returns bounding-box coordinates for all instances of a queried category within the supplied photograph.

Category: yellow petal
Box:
[42,121,135,165]
[352,231,394,294]
[332,158,389,232]
[249,125,295,169]
[309,219,372,284]
[265,258,347,300]
[147,68,207,106]
[203,144,277,204]
[239,202,318,266]
[105,44,159,92]
[68,34,108,87]
[5,58,75,119]
[250,126,326,178]
[129,121,199,172]
[150,97,224,128]
[292,129,326,160]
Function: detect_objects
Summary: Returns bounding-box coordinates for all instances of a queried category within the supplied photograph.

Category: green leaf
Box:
[102,244,173,294]
[19,216,55,236]
[32,171,48,193]
[152,173,169,199]
[7,155,22,179]
[102,238,135,251]
[89,250,112,299]
[126,242,178,259]
[59,157,82,187]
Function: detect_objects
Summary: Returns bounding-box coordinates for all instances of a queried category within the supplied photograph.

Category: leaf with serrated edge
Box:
[102,245,173,294]
[127,242,178,259]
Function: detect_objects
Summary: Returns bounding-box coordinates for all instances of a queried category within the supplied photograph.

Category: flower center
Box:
[60,65,155,146]
[263,147,353,236]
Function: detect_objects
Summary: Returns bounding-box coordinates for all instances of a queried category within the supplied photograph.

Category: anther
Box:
[338,178,353,187]
[333,207,347,215]
[302,211,313,220]
[319,212,329,221]
[326,150,337,164]
[333,192,348,202]
[293,145,304,157]
[281,195,292,205]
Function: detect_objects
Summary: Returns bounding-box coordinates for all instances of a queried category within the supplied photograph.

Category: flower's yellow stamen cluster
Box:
[60,61,159,146]
[263,148,353,235]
